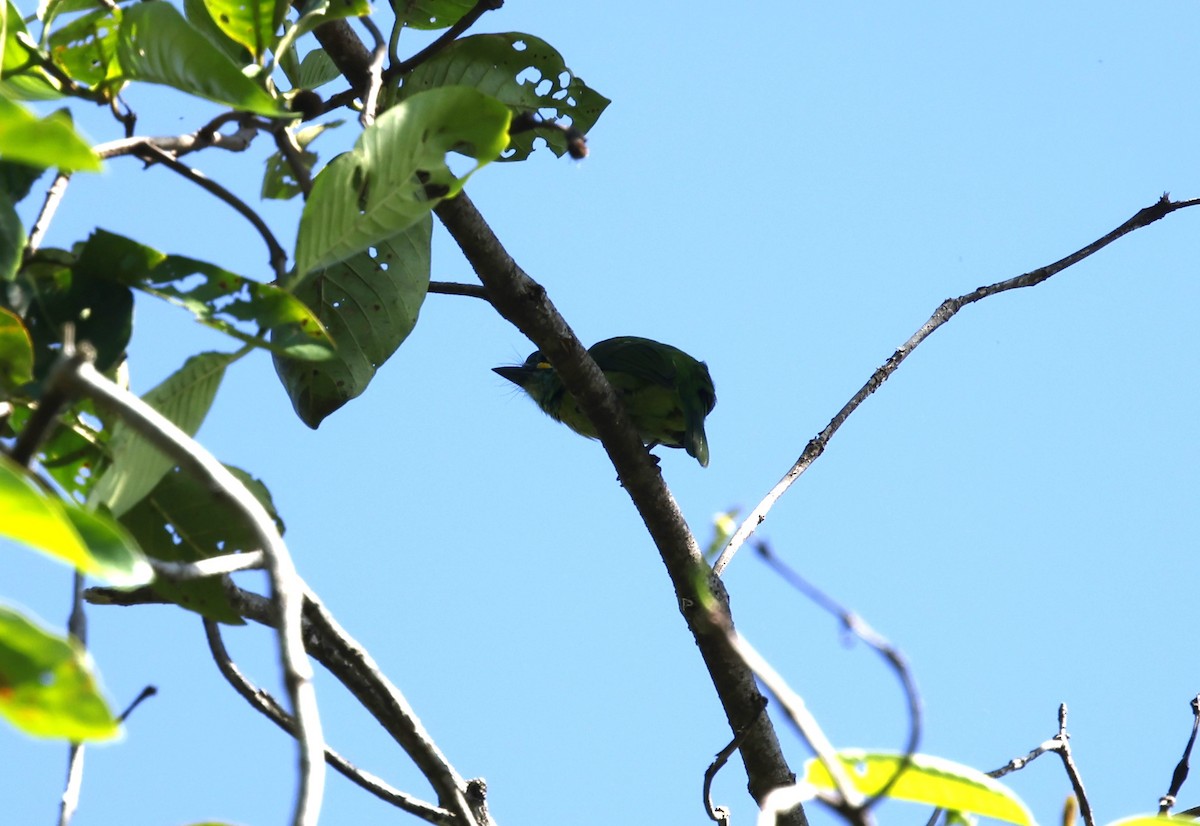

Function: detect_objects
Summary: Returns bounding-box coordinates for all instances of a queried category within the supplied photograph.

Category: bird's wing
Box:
[588,337,678,386]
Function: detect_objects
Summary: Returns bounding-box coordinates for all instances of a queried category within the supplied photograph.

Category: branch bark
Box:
[312,18,806,821]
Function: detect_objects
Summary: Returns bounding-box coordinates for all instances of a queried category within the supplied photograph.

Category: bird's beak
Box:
[493,366,531,386]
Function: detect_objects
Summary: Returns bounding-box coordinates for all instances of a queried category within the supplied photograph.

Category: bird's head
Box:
[492,350,562,408]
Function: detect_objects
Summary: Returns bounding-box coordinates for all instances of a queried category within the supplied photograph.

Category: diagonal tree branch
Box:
[313,18,805,821]
[51,350,325,826]
[202,618,457,825]
[712,194,1200,576]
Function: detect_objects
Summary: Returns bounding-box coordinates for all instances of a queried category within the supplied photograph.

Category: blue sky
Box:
[3,2,1199,825]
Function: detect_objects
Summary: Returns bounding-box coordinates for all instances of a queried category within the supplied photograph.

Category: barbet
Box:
[494,336,716,467]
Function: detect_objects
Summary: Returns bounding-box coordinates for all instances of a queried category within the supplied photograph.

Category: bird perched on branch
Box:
[493,336,716,467]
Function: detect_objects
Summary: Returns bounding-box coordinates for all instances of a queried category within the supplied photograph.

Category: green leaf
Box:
[75,229,332,358]
[201,0,276,60]
[89,351,234,517]
[0,307,33,392]
[0,187,21,281]
[0,98,101,171]
[0,158,47,203]
[262,145,315,201]
[30,403,104,500]
[121,465,282,624]
[392,0,475,30]
[261,118,342,201]
[291,0,369,32]
[116,2,290,117]
[46,5,121,88]
[1,1,62,99]
[0,452,152,585]
[401,33,611,161]
[295,86,510,278]
[802,752,1033,826]
[275,218,430,427]
[183,0,252,63]
[0,604,120,740]
[293,47,340,89]
[3,247,132,383]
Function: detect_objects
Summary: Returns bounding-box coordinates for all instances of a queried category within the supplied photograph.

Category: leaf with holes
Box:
[1,1,62,100]
[116,2,289,117]
[200,0,280,59]
[401,32,610,161]
[75,229,332,359]
[120,465,283,624]
[275,218,430,428]
[46,5,122,88]
[294,86,509,278]
[393,0,475,30]
[0,605,120,740]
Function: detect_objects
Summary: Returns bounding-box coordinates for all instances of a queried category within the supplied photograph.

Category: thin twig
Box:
[117,686,157,723]
[1159,695,1200,814]
[272,127,314,198]
[299,587,486,826]
[724,630,864,815]
[755,541,921,811]
[712,194,1200,576]
[133,144,288,281]
[357,16,386,127]
[203,619,455,824]
[53,354,325,826]
[429,281,490,300]
[25,172,71,255]
[88,581,489,825]
[8,338,89,466]
[149,551,266,581]
[386,0,503,80]
[704,698,766,824]
[948,705,1094,826]
[56,571,88,826]
[1052,705,1094,826]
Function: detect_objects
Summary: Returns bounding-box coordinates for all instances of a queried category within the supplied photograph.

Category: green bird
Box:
[493,336,717,467]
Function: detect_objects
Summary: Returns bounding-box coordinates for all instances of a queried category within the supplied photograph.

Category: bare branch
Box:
[704,698,766,824]
[26,172,71,254]
[356,16,387,126]
[429,281,490,300]
[93,125,258,161]
[297,587,487,825]
[203,619,455,824]
[1052,705,1094,826]
[311,21,802,821]
[56,571,88,826]
[149,551,266,581]
[272,127,314,198]
[50,351,325,826]
[713,194,1200,576]
[754,541,921,811]
[117,686,157,723]
[1159,695,1200,814]
[722,629,864,816]
[437,192,803,821]
[132,143,288,281]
